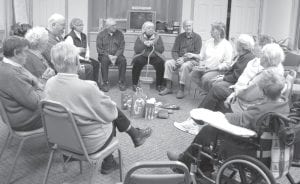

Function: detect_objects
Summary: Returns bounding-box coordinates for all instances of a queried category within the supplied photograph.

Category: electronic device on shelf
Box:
[127,10,156,31]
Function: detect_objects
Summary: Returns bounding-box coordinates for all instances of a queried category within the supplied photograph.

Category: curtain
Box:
[289,0,300,50]
[89,0,182,30]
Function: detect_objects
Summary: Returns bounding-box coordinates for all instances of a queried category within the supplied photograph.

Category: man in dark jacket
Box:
[159,20,202,98]
[96,18,127,92]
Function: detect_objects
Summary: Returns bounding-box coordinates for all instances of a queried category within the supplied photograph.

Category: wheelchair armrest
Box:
[190,108,257,138]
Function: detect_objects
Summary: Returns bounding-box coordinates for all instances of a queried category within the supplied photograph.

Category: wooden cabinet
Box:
[88,32,177,64]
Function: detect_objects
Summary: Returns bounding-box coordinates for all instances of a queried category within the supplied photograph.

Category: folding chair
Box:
[0,100,44,184]
[117,161,192,184]
[40,100,122,184]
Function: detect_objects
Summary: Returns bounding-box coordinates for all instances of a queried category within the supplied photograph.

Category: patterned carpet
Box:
[0,75,299,184]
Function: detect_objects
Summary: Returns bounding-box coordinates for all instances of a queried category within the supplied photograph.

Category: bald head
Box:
[105,18,117,33]
[183,20,193,33]
[47,13,65,36]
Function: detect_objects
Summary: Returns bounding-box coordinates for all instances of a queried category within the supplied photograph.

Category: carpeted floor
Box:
[0,71,299,184]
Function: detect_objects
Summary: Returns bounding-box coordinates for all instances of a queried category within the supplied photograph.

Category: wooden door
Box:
[193,0,228,41]
[229,0,261,39]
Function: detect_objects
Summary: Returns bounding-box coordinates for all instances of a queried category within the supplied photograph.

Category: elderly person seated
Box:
[226,43,285,113]
[96,18,127,92]
[65,18,100,85]
[42,13,93,80]
[159,20,202,99]
[24,26,55,82]
[197,34,255,111]
[167,70,289,173]
[0,36,44,131]
[44,42,152,174]
[190,22,233,92]
[132,21,165,92]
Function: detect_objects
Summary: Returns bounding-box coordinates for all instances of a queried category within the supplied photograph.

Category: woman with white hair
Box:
[45,42,152,174]
[65,18,100,84]
[24,26,55,82]
[132,21,165,92]
[196,34,256,111]
[226,43,285,113]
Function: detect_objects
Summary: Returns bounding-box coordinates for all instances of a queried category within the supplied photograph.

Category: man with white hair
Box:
[96,18,126,92]
[45,42,152,174]
[159,20,202,99]
[42,13,93,80]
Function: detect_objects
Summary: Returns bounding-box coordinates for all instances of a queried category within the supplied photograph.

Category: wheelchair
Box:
[186,109,300,184]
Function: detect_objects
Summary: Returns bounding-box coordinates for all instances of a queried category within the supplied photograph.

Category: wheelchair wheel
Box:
[216,155,276,184]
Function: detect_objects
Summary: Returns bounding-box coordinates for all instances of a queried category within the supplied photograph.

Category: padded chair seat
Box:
[14,127,44,137]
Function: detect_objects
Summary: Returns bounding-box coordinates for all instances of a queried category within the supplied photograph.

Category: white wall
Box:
[0,0,4,30]
[67,0,88,34]
[261,0,293,40]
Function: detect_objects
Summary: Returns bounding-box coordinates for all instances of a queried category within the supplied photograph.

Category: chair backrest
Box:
[40,100,90,159]
[283,51,300,68]
[122,161,191,184]
[283,69,297,102]
[0,100,15,134]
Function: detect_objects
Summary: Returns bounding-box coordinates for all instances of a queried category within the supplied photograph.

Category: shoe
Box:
[159,88,173,96]
[132,127,152,147]
[156,85,164,92]
[119,81,126,91]
[176,90,185,99]
[167,151,181,161]
[132,85,137,92]
[101,82,109,92]
[100,157,120,174]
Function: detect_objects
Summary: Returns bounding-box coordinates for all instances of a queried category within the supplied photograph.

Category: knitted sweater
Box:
[44,73,118,153]
[0,60,44,130]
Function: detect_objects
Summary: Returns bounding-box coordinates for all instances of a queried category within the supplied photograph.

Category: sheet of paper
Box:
[190,108,257,137]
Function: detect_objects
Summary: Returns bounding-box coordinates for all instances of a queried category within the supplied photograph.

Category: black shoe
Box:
[156,85,164,92]
[100,157,120,174]
[119,81,126,91]
[101,82,109,92]
[132,127,152,147]
[132,85,137,92]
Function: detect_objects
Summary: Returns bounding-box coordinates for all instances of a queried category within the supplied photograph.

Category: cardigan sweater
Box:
[24,49,48,79]
[0,59,44,130]
[45,73,118,154]
[223,51,255,84]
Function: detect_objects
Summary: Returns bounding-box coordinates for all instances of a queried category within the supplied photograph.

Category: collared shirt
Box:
[200,38,233,70]
[171,32,202,60]
[96,28,125,56]
[3,57,22,67]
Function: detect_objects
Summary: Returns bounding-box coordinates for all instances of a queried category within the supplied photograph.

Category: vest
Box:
[66,30,87,57]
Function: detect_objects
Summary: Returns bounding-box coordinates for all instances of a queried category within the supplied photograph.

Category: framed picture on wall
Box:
[127,10,156,31]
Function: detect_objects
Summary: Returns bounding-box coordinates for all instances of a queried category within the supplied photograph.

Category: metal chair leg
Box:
[118,149,123,182]
[0,132,11,160]
[5,138,26,184]
[79,161,83,174]
[42,149,55,184]
[89,162,98,184]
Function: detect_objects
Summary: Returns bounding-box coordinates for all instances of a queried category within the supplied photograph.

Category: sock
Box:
[126,125,139,139]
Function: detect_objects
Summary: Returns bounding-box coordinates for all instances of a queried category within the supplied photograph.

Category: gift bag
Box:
[121,92,132,110]
[270,133,293,179]
[130,87,147,118]
[145,98,156,120]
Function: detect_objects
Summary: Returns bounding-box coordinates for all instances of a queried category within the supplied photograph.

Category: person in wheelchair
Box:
[167,69,289,174]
